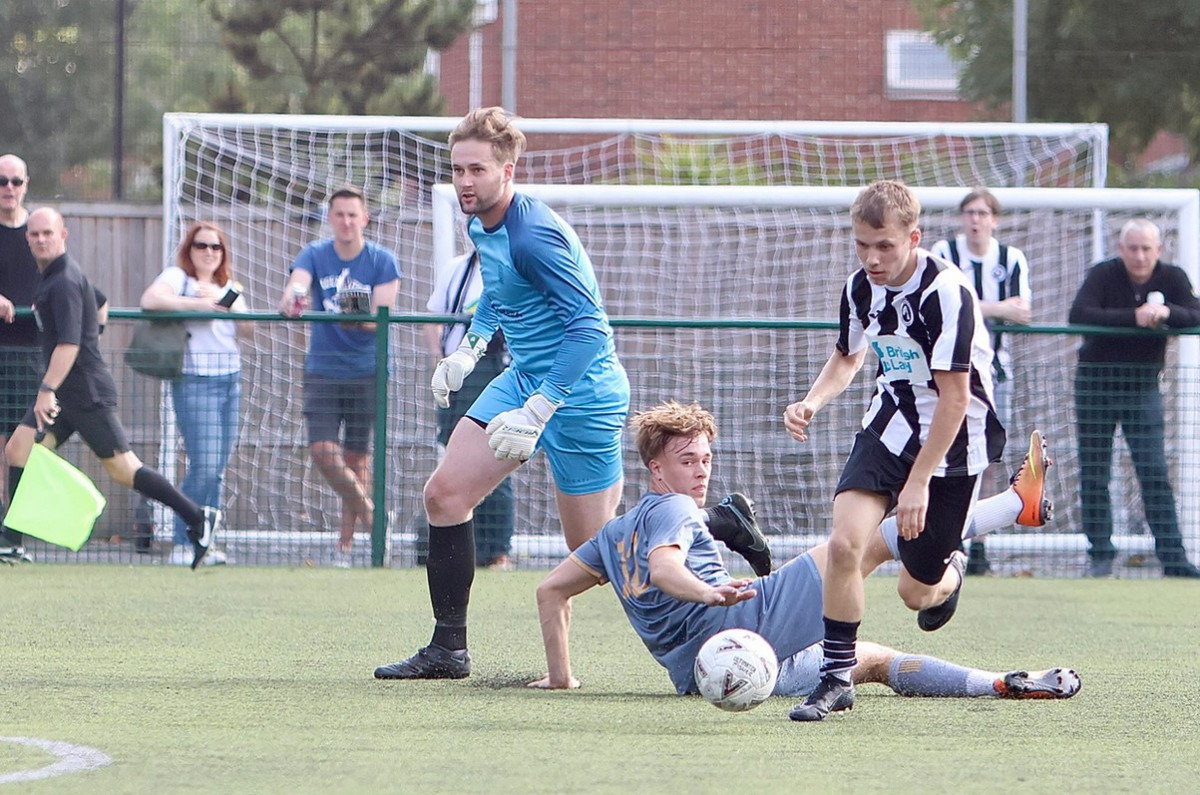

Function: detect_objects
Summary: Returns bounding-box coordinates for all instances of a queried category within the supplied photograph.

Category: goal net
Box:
[433,184,1200,574]
[157,114,1130,571]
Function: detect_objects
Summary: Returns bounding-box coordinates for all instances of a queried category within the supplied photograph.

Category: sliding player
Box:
[784,180,1010,721]
[529,401,1074,706]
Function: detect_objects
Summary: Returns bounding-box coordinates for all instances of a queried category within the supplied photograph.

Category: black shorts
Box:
[21,402,130,459]
[836,431,979,586]
[0,347,43,436]
[302,374,377,453]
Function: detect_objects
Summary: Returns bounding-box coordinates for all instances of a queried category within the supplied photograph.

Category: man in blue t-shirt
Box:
[527,401,1079,711]
[279,185,400,566]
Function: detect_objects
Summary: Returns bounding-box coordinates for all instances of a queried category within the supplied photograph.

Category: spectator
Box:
[424,250,515,570]
[931,187,1033,575]
[0,154,42,537]
[279,186,400,567]
[1068,218,1200,578]
[0,208,220,567]
[140,222,249,566]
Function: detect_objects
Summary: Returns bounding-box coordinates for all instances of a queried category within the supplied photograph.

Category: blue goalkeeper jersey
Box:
[571,492,734,691]
[465,192,620,406]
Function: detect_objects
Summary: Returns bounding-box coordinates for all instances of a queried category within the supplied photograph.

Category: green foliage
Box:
[631,136,770,185]
[5,567,1200,792]
[203,0,476,115]
[914,0,1200,159]
[0,0,118,197]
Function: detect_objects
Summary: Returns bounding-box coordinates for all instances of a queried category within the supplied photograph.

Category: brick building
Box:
[433,0,998,122]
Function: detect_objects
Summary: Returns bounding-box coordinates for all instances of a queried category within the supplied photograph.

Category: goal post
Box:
[433,183,1200,568]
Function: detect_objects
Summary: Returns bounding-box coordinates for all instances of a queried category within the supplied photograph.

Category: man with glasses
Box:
[931,187,1033,576]
[0,154,42,554]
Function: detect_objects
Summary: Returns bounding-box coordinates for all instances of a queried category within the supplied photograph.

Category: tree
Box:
[0,1,118,197]
[914,0,1200,158]
[204,0,476,115]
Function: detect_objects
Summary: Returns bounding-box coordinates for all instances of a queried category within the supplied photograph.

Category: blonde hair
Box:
[449,107,527,165]
[851,179,921,230]
[630,401,718,467]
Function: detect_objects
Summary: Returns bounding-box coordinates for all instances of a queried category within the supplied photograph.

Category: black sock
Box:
[819,617,860,684]
[132,467,203,527]
[2,466,23,546]
[427,520,475,650]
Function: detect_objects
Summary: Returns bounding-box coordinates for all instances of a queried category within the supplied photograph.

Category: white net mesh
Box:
[165,115,1200,575]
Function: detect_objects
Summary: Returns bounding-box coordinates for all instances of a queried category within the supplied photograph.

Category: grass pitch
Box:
[3,566,1198,793]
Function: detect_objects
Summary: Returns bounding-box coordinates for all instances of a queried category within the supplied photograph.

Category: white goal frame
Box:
[433,183,1200,563]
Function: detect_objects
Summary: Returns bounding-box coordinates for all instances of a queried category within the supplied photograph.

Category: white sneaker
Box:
[170,544,227,567]
[331,550,353,569]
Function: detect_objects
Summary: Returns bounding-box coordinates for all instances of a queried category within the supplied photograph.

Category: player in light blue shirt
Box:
[375,108,633,681]
[528,401,1080,709]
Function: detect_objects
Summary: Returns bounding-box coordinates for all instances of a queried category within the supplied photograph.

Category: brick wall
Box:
[436,0,997,122]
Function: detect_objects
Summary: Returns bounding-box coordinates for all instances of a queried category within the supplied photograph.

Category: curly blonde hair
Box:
[630,401,718,467]
[449,106,527,165]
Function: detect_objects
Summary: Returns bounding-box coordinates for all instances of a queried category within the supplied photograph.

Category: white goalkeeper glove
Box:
[486,394,558,461]
[431,332,489,408]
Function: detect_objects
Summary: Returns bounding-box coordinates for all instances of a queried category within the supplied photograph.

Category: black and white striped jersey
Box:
[835,248,1005,477]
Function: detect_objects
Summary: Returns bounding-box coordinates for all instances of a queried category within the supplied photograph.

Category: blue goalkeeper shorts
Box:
[467,364,629,495]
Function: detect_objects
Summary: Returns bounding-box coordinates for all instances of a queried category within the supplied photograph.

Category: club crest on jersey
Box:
[992,265,1007,283]
[899,301,915,327]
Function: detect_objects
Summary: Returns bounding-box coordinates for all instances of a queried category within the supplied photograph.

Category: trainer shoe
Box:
[1012,430,1053,527]
[374,644,471,680]
[170,544,227,567]
[964,539,992,576]
[1163,561,1200,578]
[789,675,856,722]
[709,493,773,577]
[0,545,34,564]
[995,668,1081,699]
[917,550,967,632]
[186,507,222,571]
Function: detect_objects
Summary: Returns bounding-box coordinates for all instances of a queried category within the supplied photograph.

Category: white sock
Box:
[878,489,1023,561]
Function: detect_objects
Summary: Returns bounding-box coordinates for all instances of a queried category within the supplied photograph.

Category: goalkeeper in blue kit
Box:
[375,108,768,680]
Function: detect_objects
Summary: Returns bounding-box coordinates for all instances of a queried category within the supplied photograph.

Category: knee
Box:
[896,578,935,611]
[826,531,867,570]
[424,472,467,519]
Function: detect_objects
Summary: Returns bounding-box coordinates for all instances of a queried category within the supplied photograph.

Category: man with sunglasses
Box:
[0,154,43,556]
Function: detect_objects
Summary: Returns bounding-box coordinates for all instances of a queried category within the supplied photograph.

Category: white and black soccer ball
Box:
[693,628,779,712]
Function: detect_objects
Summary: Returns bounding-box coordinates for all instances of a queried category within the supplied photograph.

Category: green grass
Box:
[3,566,1199,793]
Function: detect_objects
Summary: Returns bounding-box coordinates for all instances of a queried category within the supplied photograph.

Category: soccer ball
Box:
[693,628,779,712]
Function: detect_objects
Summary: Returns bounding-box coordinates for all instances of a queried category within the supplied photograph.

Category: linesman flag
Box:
[6,444,107,551]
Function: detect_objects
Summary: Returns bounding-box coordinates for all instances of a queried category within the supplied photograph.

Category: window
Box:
[885,30,962,100]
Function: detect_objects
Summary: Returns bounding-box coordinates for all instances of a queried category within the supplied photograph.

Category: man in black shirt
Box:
[0,208,221,568]
[1068,218,1200,578]
[0,154,43,544]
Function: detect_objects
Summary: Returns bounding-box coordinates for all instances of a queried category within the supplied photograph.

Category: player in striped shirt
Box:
[784,180,1006,721]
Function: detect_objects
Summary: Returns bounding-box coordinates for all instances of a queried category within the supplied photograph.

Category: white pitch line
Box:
[0,737,112,784]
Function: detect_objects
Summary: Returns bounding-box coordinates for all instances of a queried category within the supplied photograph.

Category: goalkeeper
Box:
[375,108,768,681]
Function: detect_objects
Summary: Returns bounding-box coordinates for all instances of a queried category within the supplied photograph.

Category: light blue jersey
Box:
[465,192,622,407]
[290,239,401,377]
[572,492,827,694]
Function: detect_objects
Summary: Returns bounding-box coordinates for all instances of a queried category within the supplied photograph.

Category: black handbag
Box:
[124,319,189,379]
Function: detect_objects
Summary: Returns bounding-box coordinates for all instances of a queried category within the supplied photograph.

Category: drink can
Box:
[291,283,308,314]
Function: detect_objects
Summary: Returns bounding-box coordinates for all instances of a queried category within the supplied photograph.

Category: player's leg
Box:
[854,641,1081,699]
[80,406,219,570]
[539,401,627,550]
[790,488,889,722]
[374,418,520,680]
[706,493,773,577]
[0,417,44,560]
[897,474,979,631]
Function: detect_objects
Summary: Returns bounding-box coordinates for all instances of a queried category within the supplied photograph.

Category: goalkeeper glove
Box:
[431,332,489,408]
[486,394,558,461]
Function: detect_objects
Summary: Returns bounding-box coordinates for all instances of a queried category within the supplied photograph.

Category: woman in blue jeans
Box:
[140,222,247,566]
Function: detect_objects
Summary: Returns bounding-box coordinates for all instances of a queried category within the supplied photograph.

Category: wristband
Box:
[39,382,56,393]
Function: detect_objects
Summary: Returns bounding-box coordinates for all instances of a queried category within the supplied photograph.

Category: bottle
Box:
[290,283,308,315]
